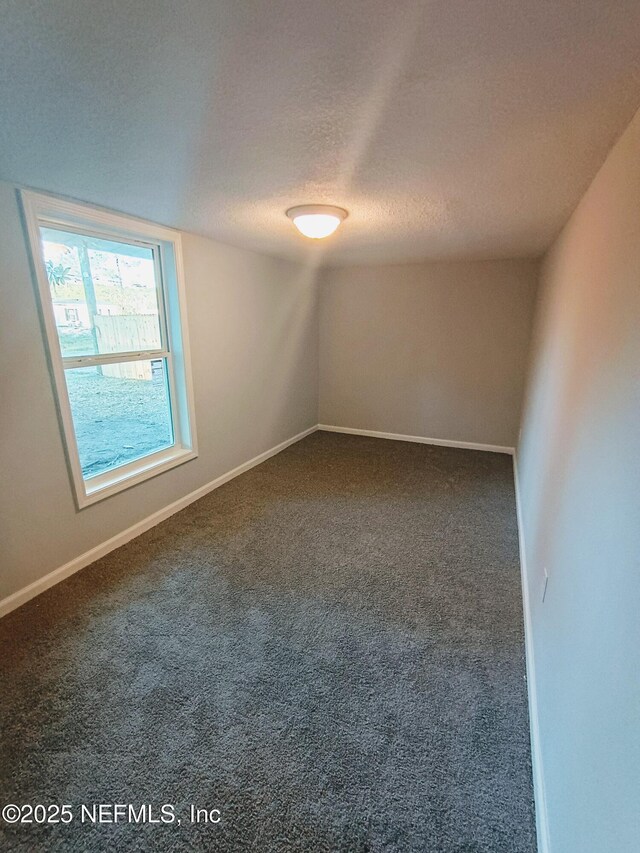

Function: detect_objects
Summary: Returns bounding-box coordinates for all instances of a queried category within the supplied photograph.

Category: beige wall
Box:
[319,259,538,447]
[0,182,319,602]
[518,109,640,852]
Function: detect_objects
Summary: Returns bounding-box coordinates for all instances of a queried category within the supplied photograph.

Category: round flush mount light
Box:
[286,205,348,239]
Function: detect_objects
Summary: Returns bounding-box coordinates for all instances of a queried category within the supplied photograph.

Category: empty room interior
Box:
[1,2,639,852]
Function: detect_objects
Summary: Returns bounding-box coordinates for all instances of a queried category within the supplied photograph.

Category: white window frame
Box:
[21,190,198,509]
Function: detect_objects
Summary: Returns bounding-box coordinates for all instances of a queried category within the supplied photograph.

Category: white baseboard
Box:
[513,455,551,853]
[0,425,317,619]
[1,425,548,853]
[318,424,514,455]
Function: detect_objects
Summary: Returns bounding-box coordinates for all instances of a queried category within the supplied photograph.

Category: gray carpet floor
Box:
[0,431,536,852]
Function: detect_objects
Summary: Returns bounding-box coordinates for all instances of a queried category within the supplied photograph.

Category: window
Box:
[22,191,197,508]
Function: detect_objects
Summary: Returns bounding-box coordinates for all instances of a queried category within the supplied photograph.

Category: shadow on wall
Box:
[256,257,321,448]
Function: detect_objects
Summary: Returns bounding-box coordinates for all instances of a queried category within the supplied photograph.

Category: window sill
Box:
[78,446,197,508]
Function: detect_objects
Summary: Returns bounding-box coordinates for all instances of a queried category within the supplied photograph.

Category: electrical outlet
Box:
[542,568,549,603]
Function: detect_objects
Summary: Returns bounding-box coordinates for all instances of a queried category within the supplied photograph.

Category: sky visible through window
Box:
[41,229,174,478]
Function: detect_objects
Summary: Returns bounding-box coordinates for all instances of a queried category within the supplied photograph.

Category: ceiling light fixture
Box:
[286,205,348,239]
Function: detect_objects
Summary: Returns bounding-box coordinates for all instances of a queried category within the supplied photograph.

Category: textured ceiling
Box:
[1,0,640,264]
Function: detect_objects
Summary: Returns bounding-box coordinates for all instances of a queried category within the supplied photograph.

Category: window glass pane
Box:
[64,359,174,479]
[40,227,162,358]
